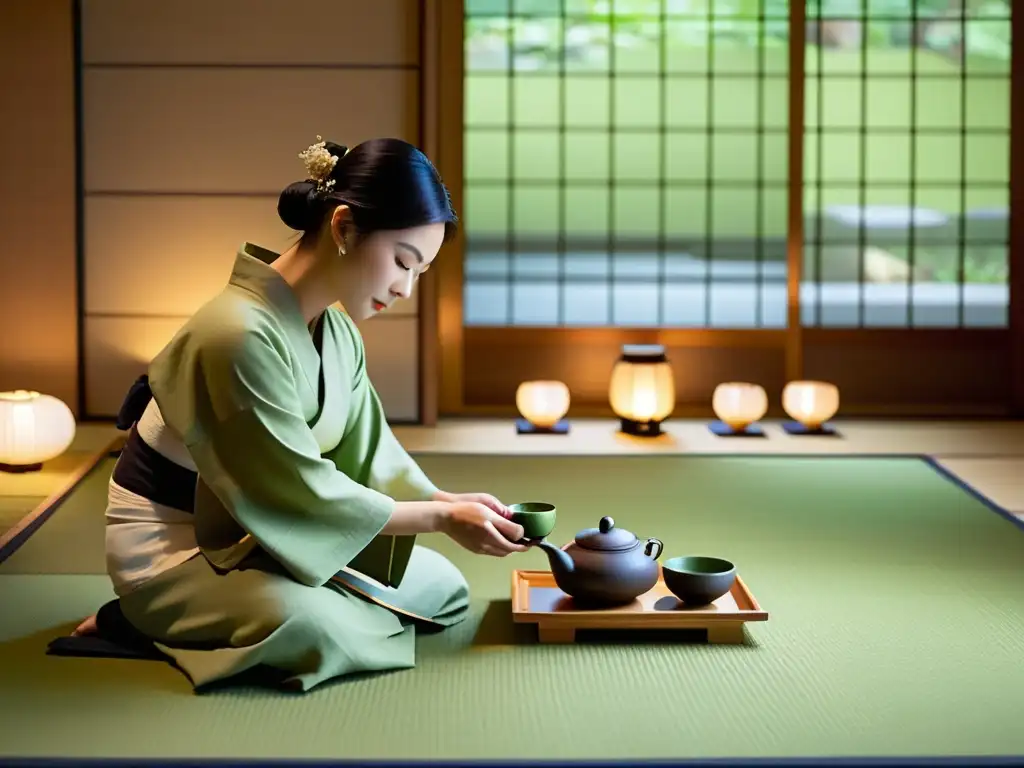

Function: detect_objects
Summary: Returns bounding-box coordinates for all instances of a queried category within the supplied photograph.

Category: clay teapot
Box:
[534,516,664,606]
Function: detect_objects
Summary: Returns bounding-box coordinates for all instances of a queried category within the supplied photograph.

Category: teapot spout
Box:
[535,539,574,577]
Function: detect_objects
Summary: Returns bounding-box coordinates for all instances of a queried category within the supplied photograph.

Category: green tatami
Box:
[1,454,1022,762]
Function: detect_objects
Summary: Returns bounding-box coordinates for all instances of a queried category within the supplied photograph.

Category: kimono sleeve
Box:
[184,324,396,587]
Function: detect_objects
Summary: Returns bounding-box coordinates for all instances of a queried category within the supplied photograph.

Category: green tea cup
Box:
[508,502,557,539]
[662,555,736,606]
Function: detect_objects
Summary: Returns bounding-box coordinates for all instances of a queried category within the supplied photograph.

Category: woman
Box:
[72,136,528,692]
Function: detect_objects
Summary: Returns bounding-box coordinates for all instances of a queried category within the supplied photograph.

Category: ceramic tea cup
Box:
[508,501,557,540]
[662,555,736,606]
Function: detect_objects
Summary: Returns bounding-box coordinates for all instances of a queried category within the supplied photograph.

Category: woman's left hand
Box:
[434,490,511,519]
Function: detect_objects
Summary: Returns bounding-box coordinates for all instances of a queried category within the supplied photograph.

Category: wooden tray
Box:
[511,568,768,644]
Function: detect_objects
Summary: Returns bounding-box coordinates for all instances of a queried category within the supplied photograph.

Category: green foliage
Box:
[467,0,1011,19]
[881,245,1007,284]
[461,0,1013,285]
[467,0,1011,60]
[809,0,949,16]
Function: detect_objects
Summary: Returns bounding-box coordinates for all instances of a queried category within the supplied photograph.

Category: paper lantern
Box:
[0,390,76,472]
[782,380,840,431]
[515,380,570,434]
[609,345,675,437]
[712,382,768,432]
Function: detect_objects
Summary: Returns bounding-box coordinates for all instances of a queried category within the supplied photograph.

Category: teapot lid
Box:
[574,516,638,551]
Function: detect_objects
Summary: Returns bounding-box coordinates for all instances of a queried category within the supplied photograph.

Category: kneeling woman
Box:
[74,137,527,692]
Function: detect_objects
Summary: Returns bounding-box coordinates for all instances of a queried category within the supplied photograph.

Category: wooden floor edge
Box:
[0,433,123,558]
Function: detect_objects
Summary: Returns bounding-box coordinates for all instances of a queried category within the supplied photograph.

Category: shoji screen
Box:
[80,0,423,421]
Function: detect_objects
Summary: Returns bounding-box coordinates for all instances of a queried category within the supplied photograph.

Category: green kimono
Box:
[116,243,469,692]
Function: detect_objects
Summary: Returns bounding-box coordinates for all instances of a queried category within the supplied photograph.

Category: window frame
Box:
[426,1,1023,420]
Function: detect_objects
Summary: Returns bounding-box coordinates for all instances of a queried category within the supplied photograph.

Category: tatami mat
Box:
[933,458,1024,517]
[0,454,1022,762]
[0,424,121,540]
[392,419,1024,459]
[0,497,45,536]
[0,458,111,575]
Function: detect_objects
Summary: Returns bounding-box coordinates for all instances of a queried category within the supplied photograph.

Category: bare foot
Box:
[71,613,98,637]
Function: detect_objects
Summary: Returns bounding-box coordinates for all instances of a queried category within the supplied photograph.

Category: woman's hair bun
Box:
[277,180,320,231]
[324,142,348,159]
[276,136,458,240]
[277,142,349,231]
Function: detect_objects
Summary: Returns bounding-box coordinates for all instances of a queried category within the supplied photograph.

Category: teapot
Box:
[534,516,664,606]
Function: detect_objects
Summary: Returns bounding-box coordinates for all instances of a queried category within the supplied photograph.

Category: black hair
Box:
[277,137,458,242]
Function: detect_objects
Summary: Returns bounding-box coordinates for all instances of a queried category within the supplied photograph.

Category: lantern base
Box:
[781,420,839,436]
[0,461,43,473]
[619,418,663,437]
[516,418,570,435]
[708,420,766,437]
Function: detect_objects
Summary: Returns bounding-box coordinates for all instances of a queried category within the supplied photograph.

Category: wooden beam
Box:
[785,0,806,383]
[459,326,1009,416]
[461,327,787,349]
[1010,2,1024,415]
[417,0,440,426]
[435,0,465,417]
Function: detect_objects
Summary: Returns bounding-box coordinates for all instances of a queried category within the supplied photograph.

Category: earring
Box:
[338,242,346,257]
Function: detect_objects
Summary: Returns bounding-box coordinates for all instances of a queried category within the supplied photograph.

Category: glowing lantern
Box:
[515,380,571,434]
[609,345,675,437]
[782,380,840,431]
[712,382,768,432]
[0,390,76,472]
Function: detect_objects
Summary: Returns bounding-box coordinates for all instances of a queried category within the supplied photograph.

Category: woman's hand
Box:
[433,490,512,519]
[439,501,528,557]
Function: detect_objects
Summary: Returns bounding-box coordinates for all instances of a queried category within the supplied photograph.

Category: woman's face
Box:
[329,208,445,322]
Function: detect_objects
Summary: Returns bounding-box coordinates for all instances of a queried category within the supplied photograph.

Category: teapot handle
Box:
[644,537,664,560]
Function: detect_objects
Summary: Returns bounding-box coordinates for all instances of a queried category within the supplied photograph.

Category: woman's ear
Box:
[329,204,353,253]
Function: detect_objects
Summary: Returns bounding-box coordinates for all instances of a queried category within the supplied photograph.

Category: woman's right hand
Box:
[439,501,528,557]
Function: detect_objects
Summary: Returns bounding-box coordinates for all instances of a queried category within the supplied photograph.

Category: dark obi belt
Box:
[112,374,198,514]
